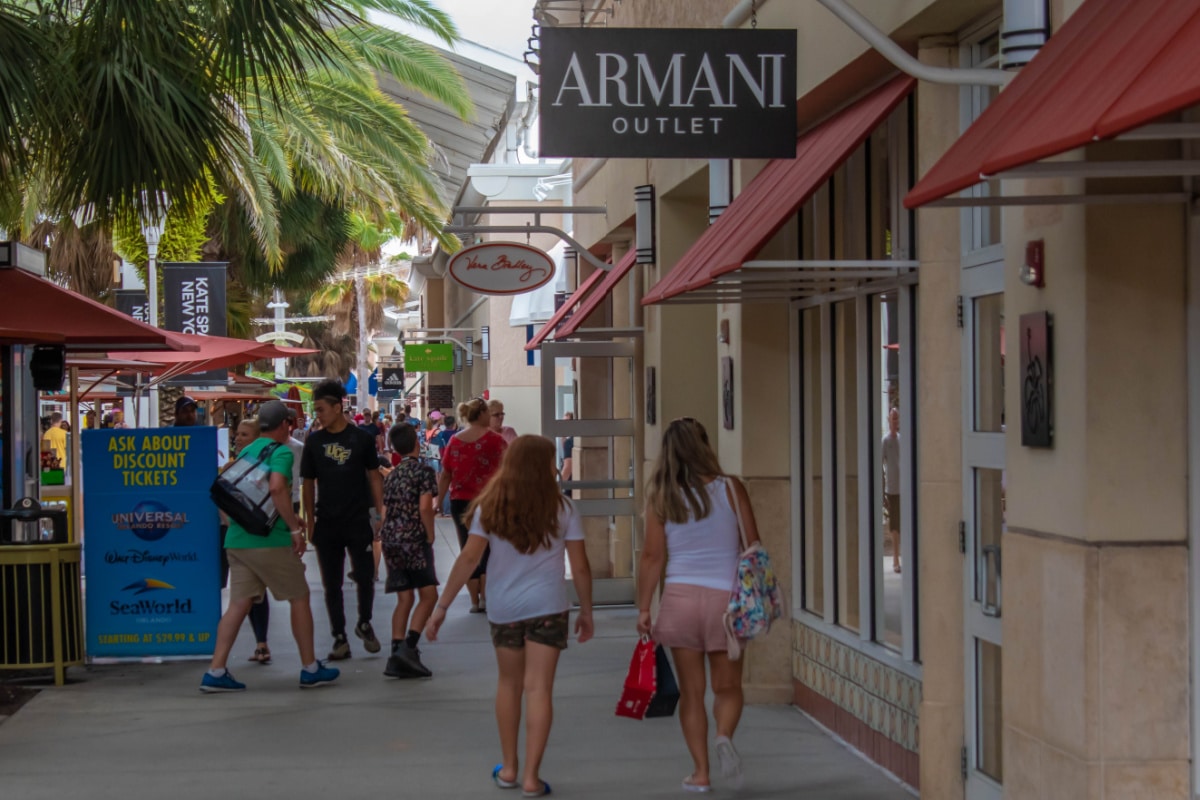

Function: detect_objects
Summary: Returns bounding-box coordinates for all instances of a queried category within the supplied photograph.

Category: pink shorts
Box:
[652,583,732,653]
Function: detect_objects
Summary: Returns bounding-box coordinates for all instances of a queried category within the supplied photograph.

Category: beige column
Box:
[1002,138,1189,797]
[914,37,967,800]
[714,188,796,701]
[608,245,641,580]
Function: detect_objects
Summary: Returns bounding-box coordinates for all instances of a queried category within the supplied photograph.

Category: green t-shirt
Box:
[224,437,295,550]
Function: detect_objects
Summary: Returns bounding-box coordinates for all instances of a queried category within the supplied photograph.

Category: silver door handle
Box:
[981,544,1002,617]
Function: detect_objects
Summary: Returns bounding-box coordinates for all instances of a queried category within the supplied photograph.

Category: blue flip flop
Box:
[492,765,519,790]
[522,781,552,798]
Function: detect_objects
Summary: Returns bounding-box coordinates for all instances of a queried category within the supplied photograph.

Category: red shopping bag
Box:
[615,636,657,720]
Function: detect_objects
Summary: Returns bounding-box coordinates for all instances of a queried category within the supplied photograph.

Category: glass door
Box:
[539,340,639,604]
[962,264,1005,800]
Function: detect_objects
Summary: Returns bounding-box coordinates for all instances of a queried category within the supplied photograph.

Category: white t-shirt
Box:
[469,501,585,624]
[664,477,741,593]
[287,437,304,504]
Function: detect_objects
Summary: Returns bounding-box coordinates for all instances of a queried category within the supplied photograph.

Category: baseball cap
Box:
[258,400,296,431]
[175,396,197,413]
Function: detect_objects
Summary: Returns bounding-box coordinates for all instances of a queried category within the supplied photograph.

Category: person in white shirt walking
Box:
[427,435,593,798]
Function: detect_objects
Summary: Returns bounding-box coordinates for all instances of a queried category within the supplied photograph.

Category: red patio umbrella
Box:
[114,332,318,379]
[0,267,192,351]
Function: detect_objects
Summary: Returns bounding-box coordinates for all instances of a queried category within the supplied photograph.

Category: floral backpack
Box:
[723,479,785,661]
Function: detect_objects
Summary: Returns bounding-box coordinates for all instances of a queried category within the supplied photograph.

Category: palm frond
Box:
[335,24,473,120]
[309,281,355,312]
[342,0,460,46]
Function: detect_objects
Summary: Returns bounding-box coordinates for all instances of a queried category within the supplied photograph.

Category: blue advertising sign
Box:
[82,427,220,657]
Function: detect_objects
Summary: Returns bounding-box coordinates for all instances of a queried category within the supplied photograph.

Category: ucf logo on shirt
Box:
[323,443,352,465]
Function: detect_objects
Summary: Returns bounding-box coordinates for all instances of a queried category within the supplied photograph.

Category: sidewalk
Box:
[0,518,912,799]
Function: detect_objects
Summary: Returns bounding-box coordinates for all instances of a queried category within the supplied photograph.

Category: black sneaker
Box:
[355,621,381,654]
[383,653,406,679]
[384,641,413,679]
[394,643,432,678]
[328,634,351,661]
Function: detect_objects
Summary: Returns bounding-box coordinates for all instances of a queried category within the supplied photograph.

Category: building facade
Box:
[526,0,1200,798]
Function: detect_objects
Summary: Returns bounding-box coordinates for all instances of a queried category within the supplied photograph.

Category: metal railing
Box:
[0,543,84,685]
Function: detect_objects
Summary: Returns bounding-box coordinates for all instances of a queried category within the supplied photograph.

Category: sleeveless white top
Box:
[664,477,741,592]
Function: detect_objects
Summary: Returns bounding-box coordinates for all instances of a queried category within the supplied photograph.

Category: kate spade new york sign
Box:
[539,28,796,159]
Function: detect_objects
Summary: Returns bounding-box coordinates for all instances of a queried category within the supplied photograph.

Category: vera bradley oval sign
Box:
[447,242,556,296]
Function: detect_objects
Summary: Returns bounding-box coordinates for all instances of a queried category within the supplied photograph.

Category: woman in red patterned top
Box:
[438,397,507,612]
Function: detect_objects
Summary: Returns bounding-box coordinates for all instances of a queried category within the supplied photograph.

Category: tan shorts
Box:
[227,547,309,602]
[885,494,901,533]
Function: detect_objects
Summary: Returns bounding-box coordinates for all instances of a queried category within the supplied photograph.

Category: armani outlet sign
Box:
[539,28,796,159]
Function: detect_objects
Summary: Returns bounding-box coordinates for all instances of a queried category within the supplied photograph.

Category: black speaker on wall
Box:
[30,344,66,391]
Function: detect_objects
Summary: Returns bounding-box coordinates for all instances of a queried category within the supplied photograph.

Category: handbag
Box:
[723,479,785,661]
[645,644,680,718]
[615,636,657,720]
[210,442,282,537]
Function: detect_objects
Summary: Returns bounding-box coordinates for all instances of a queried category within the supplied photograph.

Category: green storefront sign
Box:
[404,343,455,372]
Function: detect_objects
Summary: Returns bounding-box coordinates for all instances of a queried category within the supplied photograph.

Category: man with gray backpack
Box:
[201,400,339,692]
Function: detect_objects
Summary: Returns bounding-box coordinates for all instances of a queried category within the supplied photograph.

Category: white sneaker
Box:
[715,735,743,789]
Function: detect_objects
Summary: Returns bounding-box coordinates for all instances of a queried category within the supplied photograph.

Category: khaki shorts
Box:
[885,494,901,533]
[227,547,309,602]
[490,611,570,650]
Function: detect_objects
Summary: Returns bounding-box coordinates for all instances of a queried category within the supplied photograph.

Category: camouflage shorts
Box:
[489,611,570,651]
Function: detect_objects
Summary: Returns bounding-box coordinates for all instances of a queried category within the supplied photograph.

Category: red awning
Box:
[524,268,606,351]
[644,76,915,305]
[906,0,1200,208]
[115,332,317,376]
[555,249,639,338]
[0,267,191,351]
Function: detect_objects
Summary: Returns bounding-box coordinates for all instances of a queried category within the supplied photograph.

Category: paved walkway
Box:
[0,519,912,799]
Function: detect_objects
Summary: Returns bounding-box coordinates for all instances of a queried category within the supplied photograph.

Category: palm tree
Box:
[309,213,410,410]
[226,14,471,267]
[0,1,470,267]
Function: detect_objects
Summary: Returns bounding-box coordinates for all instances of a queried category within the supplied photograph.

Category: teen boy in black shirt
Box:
[301,379,385,660]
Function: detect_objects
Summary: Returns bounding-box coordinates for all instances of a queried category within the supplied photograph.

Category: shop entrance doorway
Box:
[540,340,640,605]
[962,261,1005,800]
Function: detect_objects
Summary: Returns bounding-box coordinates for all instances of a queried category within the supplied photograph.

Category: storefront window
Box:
[801,307,824,615]
[792,91,918,662]
[873,292,903,650]
[834,300,859,633]
[974,294,1005,432]
[964,29,1003,252]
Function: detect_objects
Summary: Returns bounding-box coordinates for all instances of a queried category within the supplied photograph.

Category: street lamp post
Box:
[140,193,170,426]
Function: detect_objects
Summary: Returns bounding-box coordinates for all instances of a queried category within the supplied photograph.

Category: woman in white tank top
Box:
[637,418,762,794]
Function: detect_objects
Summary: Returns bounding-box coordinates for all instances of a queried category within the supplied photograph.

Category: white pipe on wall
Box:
[817,0,1013,87]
